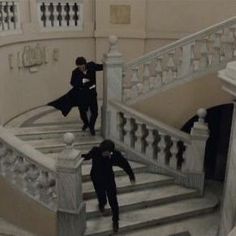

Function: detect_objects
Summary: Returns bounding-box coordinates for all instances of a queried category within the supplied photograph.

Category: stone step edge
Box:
[85,197,218,236]
[82,166,148,182]
[32,139,103,149]
[83,177,174,200]
[86,188,199,219]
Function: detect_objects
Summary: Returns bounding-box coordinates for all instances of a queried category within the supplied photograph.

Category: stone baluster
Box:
[157,132,167,166]
[145,126,155,160]
[190,44,199,71]
[131,66,139,84]
[169,137,178,170]
[199,39,208,68]
[56,132,86,236]
[143,61,151,92]
[134,121,144,153]
[123,115,134,147]
[166,51,177,82]
[117,112,124,142]
[154,57,163,87]
[213,31,223,63]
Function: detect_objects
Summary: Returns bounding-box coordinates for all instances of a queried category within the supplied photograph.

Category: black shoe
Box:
[90,128,95,136]
[113,221,119,233]
[82,124,88,131]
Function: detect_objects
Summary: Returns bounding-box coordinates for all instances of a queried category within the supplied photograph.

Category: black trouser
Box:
[78,93,98,130]
[91,177,119,222]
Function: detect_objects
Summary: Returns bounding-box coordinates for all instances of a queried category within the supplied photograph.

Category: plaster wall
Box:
[1,0,236,124]
[0,177,56,236]
[132,75,234,129]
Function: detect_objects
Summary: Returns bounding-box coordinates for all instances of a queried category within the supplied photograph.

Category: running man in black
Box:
[82,139,135,233]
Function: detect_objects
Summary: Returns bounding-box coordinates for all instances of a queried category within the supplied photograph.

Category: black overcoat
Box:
[48,62,103,116]
[82,147,135,186]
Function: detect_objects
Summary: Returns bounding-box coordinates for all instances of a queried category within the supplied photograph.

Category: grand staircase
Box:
[1,107,219,236]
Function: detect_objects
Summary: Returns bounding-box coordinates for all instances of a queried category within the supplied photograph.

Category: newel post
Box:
[102,35,124,138]
[56,133,86,236]
[182,108,209,194]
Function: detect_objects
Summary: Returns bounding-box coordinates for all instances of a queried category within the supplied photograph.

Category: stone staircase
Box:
[2,108,219,236]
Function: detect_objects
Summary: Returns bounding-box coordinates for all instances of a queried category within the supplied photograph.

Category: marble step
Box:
[85,194,218,236]
[45,154,148,181]
[9,124,100,140]
[82,161,147,182]
[86,184,199,219]
[28,136,103,153]
[83,172,174,200]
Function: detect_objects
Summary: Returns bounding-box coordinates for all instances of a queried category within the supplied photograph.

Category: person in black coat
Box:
[82,139,136,233]
[48,56,103,135]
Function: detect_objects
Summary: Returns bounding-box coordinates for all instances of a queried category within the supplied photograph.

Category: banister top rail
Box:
[125,16,236,68]
[0,126,56,172]
[109,100,191,143]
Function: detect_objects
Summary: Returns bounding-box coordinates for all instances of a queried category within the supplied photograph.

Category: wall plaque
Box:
[110,5,131,24]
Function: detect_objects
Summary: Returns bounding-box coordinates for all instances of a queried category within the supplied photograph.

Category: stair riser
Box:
[16,131,90,140]
[85,206,216,236]
[83,179,174,200]
[86,191,199,219]
[35,143,100,154]
[82,167,148,182]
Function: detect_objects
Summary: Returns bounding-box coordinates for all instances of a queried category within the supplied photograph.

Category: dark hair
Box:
[75,56,87,66]
[100,139,115,152]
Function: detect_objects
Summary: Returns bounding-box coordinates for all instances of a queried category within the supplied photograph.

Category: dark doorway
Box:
[181,104,233,181]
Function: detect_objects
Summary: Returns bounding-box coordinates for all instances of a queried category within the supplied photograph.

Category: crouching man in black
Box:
[82,139,136,233]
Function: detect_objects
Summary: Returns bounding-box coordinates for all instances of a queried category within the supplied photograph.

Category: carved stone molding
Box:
[8,43,60,73]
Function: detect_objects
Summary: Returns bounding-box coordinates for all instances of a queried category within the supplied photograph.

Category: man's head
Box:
[75,56,87,72]
[100,139,115,157]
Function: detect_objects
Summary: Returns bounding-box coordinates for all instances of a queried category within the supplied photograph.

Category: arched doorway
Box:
[181,103,233,181]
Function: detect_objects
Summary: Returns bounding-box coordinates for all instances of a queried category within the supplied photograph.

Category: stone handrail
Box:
[0,126,57,210]
[106,100,209,193]
[0,127,86,235]
[109,100,191,144]
[123,16,236,103]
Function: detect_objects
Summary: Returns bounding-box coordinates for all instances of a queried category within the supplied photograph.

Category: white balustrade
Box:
[0,0,20,34]
[122,17,236,103]
[37,0,83,31]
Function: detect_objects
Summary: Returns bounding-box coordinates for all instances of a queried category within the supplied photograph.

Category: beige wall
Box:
[0,0,96,124]
[132,75,234,129]
[1,0,236,124]
[0,177,56,236]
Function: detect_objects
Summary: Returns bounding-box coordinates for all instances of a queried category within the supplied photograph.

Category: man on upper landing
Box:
[70,57,103,136]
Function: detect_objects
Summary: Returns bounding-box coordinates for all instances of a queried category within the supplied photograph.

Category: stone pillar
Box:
[102,35,124,138]
[183,108,209,173]
[56,133,86,236]
[218,61,236,236]
[182,108,209,194]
